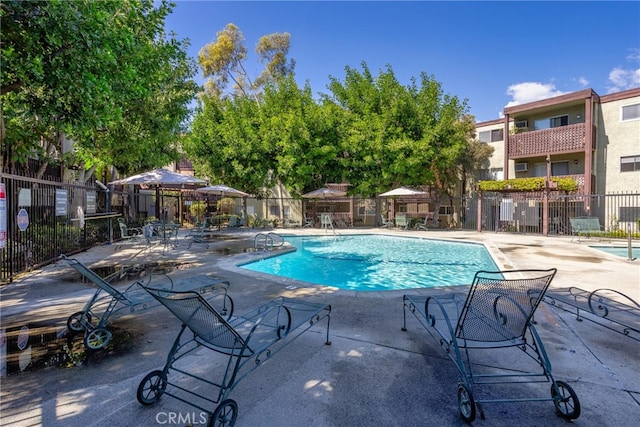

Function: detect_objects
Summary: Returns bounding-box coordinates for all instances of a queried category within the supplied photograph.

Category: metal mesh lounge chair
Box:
[402,268,580,422]
[544,287,640,341]
[60,255,230,350]
[136,286,331,426]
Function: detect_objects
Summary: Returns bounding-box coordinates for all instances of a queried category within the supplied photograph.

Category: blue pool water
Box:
[240,235,499,291]
[590,246,638,259]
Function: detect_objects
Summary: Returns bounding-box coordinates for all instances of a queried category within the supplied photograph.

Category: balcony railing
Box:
[508,123,586,158]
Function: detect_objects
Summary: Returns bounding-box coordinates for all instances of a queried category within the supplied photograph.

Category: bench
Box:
[544,287,639,342]
[569,216,607,241]
[137,285,331,426]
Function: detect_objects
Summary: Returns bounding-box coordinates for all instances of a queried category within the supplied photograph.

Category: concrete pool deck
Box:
[1,228,638,426]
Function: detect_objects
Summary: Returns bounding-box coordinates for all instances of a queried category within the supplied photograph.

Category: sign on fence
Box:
[17,209,29,231]
[0,183,6,248]
[86,191,97,214]
[55,189,68,216]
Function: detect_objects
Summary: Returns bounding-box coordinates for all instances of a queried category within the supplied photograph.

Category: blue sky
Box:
[164,1,640,123]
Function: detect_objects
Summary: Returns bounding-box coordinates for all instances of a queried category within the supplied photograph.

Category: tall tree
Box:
[325,63,471,200]
[192,23,299,221]
[198,23,294,100]
[1,0,198,179]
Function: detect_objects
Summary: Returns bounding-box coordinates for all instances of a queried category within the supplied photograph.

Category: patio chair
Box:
[136,285,331,426]
[303,216,315,228]
[115,218,145,249]
[380,214,394,228]
[394,215,409,230]
[60,255,230,350]
[320,213,334,233]
[415,213,434,231]
[402,268,580,422]
[186,225,210,249]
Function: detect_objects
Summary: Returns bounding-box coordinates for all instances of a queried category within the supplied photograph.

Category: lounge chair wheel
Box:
[67,311,92,332]
[84,327,112,350]
[137,370,168,405]
[457,383,476,423]
[210,399,238,427]
[551,380,581,420]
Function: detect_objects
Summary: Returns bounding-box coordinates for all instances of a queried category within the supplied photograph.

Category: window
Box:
[478,128,503,143]
[439,206,453,215]
[491,168,504,180]
[621,103,640,121]
[620,155,640,172]
[619,206,640,222]
[533,161,569,177]
[551,161,569,176]
[550,115,569,128]
[534,115,568,130]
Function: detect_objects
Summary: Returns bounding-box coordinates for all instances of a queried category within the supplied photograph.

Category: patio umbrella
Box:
[378,186,427,197]
[196,184,249,197]
[109,168,206,222]
[302,187,347,199]
[378,186,428,226]
[196,184,249,227]
[108,168,206,188]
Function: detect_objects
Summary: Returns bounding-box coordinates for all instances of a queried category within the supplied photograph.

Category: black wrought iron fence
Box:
[0,172,118,283]
[463,192,640,237]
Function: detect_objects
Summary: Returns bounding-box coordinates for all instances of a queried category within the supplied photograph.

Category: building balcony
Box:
[508,123,587,159]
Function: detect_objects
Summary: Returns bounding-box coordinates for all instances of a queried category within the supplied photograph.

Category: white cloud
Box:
[606,48,640,93]
[504,82,568,109]
[577,77,589,87]
[607,67,640,93]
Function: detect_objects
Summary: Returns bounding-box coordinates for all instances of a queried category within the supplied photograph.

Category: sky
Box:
[163,1,640,123]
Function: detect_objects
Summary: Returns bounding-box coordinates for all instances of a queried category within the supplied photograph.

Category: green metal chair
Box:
[402,268,580,422]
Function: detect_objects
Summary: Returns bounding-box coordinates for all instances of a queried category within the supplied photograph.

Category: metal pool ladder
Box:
[254,232,285,250]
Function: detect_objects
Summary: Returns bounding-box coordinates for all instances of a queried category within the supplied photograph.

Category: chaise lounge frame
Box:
[544,287,640,342]
[136,286,331,426]
[402,268,580,422]
[60,255,229,350]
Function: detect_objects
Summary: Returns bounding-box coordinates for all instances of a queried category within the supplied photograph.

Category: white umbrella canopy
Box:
[108,168,207,188]
[302,187,347,199]
[378,186,428,197]
[196,184,249,197]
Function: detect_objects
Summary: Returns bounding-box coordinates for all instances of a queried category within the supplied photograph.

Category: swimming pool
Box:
[590,245,638,259]
[240,235,499,291]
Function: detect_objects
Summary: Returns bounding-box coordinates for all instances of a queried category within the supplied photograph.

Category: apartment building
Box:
[475,87,640,195]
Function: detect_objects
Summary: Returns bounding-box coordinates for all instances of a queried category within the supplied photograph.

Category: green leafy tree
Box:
[325,63,472,203]
[1,0,198,180]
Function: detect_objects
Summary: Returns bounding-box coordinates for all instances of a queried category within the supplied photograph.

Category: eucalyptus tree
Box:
[198,23,295,100]
[1,0,197,180]
[191,23,300,220]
